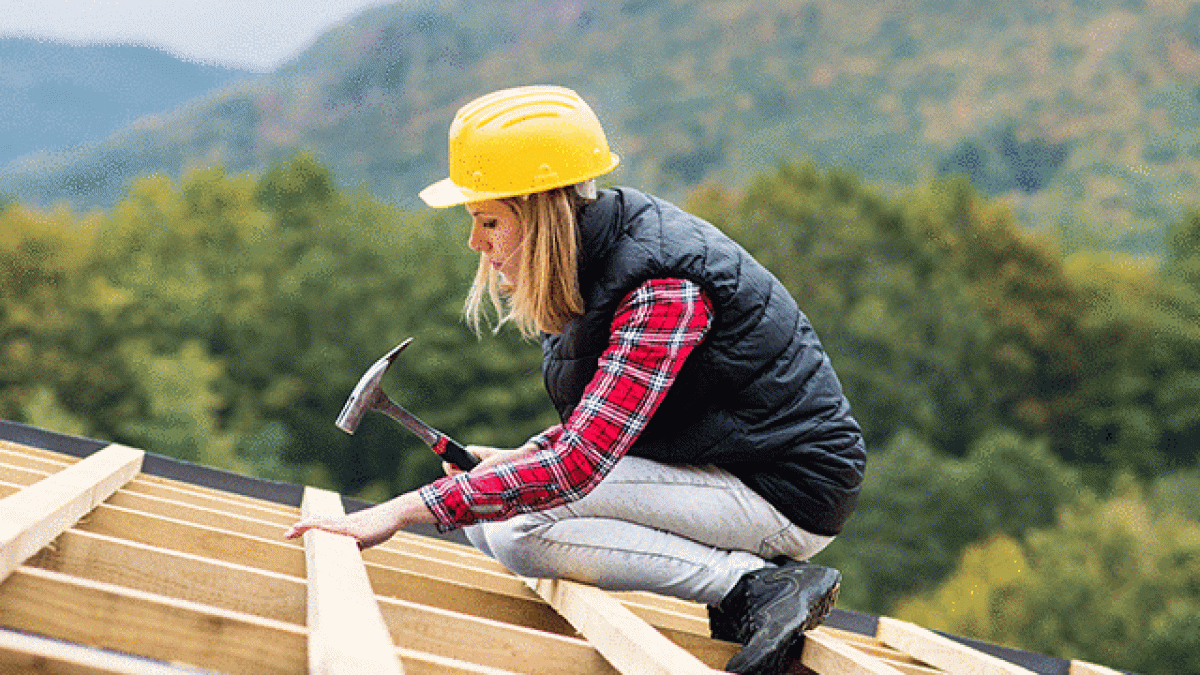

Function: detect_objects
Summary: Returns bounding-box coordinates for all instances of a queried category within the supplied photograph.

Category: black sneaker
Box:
[715,559,841,675]
[707,600,740,642]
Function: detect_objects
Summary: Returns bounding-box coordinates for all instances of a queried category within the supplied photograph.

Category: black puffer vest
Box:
[542,188,865,536]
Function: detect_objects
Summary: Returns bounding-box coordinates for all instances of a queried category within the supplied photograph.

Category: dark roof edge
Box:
[938,631,1074,675]
[1,419,306,507]
[0,419,108,458]
[1,421,1109,675]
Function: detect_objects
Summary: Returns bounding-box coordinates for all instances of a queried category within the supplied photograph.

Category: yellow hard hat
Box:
[419,85,620,208]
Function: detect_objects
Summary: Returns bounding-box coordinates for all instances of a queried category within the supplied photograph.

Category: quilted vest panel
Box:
[541,188,865,535]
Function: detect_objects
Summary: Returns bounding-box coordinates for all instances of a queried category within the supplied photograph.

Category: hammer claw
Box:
[335,337,479,470]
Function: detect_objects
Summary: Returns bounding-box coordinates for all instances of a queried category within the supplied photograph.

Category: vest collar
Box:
[575,188,625,289]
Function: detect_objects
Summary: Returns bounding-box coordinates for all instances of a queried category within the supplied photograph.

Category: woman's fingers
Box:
[283,516,355,541]
[464,445,501,462]
[285,506,399,549]
[283,518,321,539]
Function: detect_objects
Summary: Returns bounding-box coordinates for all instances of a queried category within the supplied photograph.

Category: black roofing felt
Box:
[0,419,1089,674]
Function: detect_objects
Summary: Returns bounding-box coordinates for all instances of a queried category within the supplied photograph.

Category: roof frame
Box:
[0,425,1128,675]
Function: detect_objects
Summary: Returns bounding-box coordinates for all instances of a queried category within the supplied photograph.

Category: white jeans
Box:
[464,456,834,605]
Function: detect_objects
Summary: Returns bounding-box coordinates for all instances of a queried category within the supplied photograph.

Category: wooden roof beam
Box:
[75,500,307,577]
[2,473,728,646]
[526,577,722,675]
[28,527,308,625]
[0,627,207,675]
[0,568,521,675]
[32,525,622,675]
[31,524,733,674]
[301,486,404,675]
[0,441,298,517]
[876,617,1035,675]
[811,627,943,675]
[0,566,306,675]
[13,489,570,635]
[0,465,292,544]
[0,454,719,637]
[376,592,619,675]
[802,628,913,675]
[376,531,716,638]
[0,448,749,641]
[0,444,142,582]
[0,445,298,524]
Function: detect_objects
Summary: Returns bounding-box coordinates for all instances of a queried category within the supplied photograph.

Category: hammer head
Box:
[336,337,413,434]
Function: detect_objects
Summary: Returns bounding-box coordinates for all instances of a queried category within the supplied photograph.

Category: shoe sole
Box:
[731,578,841,675]
[801,579,840,632]
[771,580,840,674]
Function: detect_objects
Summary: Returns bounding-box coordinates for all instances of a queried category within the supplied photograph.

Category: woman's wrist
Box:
[388,490,437,526]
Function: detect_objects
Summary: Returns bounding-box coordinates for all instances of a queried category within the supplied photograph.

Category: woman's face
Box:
[467,200,525,282]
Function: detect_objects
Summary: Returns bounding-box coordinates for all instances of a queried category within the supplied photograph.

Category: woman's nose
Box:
[468,223,486,252]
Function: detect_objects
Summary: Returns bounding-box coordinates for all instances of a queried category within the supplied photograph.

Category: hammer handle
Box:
[433,434,480,471]
[369,395,479,471]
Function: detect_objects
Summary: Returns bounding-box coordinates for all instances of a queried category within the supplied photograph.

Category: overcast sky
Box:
[1,0,401,72]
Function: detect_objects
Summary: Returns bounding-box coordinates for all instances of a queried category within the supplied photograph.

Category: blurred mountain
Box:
[0,38,255,166]
[3,0,1198,252]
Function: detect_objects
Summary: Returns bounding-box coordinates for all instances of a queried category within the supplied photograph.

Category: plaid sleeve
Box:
[527,424,563,449]
[418,278,714,530]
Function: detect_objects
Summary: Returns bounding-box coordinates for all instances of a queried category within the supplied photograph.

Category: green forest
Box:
[3,155,1199,674]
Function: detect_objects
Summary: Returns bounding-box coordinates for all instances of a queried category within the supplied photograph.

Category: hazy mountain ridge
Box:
[4,0,1199,252]
[0,37,256,165]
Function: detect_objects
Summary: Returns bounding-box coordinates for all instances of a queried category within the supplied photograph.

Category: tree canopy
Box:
[896,481,1200,675]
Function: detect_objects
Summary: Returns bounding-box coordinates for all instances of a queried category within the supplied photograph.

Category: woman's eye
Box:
[481,219,498,229]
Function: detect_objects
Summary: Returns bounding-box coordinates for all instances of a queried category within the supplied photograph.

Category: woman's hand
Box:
[442,443,538,476]
[283,491,433,549]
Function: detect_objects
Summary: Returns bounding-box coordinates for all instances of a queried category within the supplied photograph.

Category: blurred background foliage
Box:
[0,154,555,499]
[3,154,1199,672]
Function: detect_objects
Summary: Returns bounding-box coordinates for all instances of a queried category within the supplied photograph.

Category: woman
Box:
[286,85,866,675]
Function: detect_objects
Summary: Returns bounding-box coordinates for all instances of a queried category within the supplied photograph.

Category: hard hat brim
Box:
[419,152,619,209]
[418,177,474,208]
[418,177,519,209]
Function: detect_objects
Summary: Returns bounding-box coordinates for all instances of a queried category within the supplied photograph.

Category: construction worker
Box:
[286,85,865,675]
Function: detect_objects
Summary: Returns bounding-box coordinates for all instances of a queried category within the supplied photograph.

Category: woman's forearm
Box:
[284,489,436,548]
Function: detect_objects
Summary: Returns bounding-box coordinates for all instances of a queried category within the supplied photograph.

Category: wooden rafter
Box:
[814,627,943,675]
[0,444,142,582]
[526,576,722,675]
[28,528,308,624]
[0,628,204,675]
[76,500,307,576]
[0,451,716,640]
[301,486,405,675]
[27,517,617,674]
[0,565,307,675]
[876,618,1036,675]
[802,628,915,675]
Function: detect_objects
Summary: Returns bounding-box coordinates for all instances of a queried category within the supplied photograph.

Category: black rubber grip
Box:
[434,434,480,471]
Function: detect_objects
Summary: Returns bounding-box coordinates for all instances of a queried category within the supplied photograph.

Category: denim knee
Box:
[479,515,562,579]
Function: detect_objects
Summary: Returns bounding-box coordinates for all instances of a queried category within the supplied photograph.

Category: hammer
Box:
[336,338,480,471]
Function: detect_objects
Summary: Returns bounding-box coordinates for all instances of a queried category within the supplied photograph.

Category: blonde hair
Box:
[464,188,586,338]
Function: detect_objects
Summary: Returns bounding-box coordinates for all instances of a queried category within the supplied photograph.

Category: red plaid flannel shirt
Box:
[419,278,714,530]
